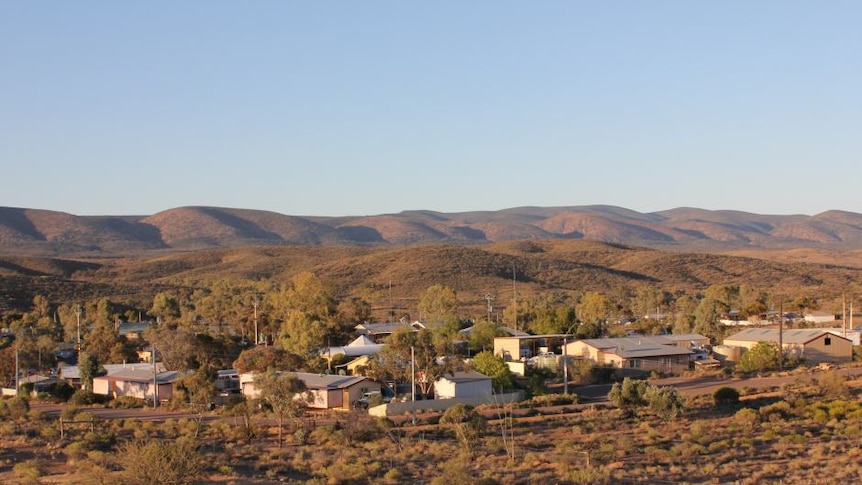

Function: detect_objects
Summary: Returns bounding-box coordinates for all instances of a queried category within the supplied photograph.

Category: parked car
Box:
[353,391,392,409]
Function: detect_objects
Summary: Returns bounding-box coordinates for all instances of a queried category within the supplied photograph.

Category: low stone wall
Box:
[368,391,525,417]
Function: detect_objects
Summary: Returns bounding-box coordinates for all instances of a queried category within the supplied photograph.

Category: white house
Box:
[434,371,492,399]
[240,371,380,411]
[92,369,181,402]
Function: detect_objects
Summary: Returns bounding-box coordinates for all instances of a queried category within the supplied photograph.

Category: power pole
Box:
[252,296,260,345]
[75,305,83,350]
[411,345,416,425]
[778,300,784,372]
[485,294,494,324]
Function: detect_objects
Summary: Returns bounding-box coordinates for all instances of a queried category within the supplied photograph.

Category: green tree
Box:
[693,297,728,341]
[269,272,338,362]
[254,369,311,449]
[737,341,781,373]
[78,351,103,393]
[644,385,685,421]
[608,377,648,416]
[440,404,486,454]
[467,319,498,352]
[232,346,304,374]
[672,294,698,334]
[418,284,459,329]
[150,292,181,324]
[470,351,515,392]
[577,292,612,325]
[372,327,460,398]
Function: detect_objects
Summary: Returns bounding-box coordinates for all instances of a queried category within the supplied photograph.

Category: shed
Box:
[434,371,492,399]
[723,328,853,364]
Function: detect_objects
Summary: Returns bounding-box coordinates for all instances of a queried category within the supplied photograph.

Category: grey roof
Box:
[460,325,529,337]
[579,337,694,358]
[95,369,181,384]
[292,372,368,390]
[724,328,850,345]
[663,333,710,342]
[439,371,491,383]
[117,321,152,336]
[355,321,423,335]
[59,362,165,380]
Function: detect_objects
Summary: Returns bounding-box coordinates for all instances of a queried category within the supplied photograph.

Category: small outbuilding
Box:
[434,371,492,400]
[723,328,853,364]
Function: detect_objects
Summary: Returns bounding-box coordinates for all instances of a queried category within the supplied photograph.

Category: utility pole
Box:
[152,342,158,409]
[778,299,784,372]
[252,296,260,345]
[512,265,517,331]
[485,294,494,324]
[411,345,416,425]
[75,305,83,350]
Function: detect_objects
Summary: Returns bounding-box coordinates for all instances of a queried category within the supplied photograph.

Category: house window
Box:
[824,337,831,346]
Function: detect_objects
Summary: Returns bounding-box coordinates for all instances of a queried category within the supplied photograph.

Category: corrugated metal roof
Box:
[724,328,846,345]
[579,337,694,358]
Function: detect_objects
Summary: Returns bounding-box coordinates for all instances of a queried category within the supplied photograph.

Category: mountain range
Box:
[3,205,862,256]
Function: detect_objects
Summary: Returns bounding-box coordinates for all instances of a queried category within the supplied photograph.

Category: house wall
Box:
[722,338,760,351]
[494,338,523,362]
[619,355,691,373]
[565,341,601,363]
[800,334,853,364]
[435,378,492,399]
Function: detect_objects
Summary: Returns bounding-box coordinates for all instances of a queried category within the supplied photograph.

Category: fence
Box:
[368,390,525,417]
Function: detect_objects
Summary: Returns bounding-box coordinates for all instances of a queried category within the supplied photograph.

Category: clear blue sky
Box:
[2,1,860,217]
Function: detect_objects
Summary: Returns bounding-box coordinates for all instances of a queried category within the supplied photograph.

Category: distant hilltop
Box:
[3,205,862,256]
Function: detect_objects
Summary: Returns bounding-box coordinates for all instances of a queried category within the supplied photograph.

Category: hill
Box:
[2,239,861,316]
[6,205,862,256]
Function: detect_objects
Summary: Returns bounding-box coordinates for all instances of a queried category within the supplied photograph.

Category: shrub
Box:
[118,438,203,485]
[529,393,578,407]
[608,377,649,415]
[0,396,30,419]
[12,461,42,484]
[713,387,740,406]
[110,396,145,409]
[69,390,97,406]
[644,385,685,421]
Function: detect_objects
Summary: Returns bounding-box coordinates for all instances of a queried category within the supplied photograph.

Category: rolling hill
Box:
[5,205,862,256]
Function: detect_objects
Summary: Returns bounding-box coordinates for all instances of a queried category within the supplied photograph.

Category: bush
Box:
[713,387,740,406]
[528,393,578,407]
[0,396,30,419]
[110,396,145,409]
[69,390,98,406]
[12,461,42,484]
[118,438,203,485]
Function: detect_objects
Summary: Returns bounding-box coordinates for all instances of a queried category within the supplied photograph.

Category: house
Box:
[354,320,426,342]
[804,312,837,324]
[723,328,853,364]
[59,362,165,389]
[116,321,152,341]
[660,333,711,348]
[459,325,529,339]
[434,371,492,399]
[92,369,181,402]
[563,337,693,373]
[322,335,384,361]
[216,369,240,393]
[824,328,861,346]
[240,372,381,411]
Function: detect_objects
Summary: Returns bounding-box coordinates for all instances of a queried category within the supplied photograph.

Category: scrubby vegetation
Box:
[1,372,860,484]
